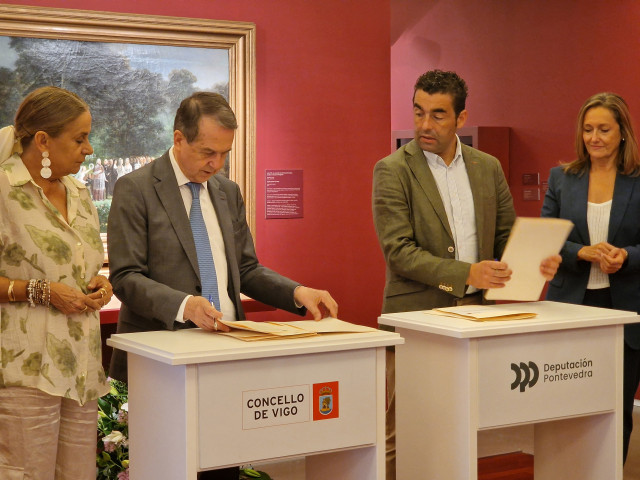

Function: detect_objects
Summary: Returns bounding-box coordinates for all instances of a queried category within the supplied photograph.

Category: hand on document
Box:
[293,285,339,320]
[183,296,230,332]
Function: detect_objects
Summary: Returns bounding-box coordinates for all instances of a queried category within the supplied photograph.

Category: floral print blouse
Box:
[0,154,109,405]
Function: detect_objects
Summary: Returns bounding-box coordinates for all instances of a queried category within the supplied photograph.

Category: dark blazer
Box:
[107,151,303,379]
[541,165,640,348]
[372,139,515,314]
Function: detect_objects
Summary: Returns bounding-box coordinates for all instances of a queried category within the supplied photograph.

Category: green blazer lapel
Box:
[405,140,454,239]
[461,145,485,253]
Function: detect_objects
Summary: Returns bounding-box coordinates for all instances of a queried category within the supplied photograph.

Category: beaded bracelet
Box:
[27,279,36,307]
[26,279,51,307]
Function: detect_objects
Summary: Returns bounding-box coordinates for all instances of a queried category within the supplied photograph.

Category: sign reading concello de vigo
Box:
[477,326,616,428]
[243,381,340,429]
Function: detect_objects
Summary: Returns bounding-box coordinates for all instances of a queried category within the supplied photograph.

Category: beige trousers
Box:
[0,387,98,480]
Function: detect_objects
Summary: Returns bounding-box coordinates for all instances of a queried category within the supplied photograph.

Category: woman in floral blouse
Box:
[0,86,114,479]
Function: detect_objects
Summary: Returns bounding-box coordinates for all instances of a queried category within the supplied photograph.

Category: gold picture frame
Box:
[0,4,257,263]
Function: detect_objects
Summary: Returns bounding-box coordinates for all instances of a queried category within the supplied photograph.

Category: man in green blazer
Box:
[372,70,560,479]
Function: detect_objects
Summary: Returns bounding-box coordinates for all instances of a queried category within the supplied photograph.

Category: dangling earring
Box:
[41,151,52,179]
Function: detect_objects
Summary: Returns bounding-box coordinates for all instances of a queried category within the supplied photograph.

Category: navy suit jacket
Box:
[542,165,640,348]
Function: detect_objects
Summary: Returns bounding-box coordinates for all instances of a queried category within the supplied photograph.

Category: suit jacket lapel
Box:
[206,175,241,297]
[405,140,453,240]
[571,171,591,245]
[152,153,200,276]
[610,173,636,241]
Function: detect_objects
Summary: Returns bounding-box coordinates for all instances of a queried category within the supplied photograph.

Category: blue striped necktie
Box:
[187,182,220,310]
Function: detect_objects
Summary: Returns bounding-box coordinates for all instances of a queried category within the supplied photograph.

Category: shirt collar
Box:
[169,146,209,191]
[423,134,463,168]
[3,152,84,197]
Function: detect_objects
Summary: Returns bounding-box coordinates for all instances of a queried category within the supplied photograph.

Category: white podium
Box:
[107,328,402,480]
[378,301,639,480]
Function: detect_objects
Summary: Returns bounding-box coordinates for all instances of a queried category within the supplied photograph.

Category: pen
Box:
[208,295,218,331]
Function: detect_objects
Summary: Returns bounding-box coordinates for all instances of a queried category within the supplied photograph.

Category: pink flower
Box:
[117,409,128,424]
[117,469,130,480]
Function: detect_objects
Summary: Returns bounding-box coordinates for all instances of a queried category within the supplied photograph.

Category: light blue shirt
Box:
[423,136,478,292]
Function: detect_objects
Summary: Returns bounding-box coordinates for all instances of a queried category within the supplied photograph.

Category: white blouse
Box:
[586,200,612,289]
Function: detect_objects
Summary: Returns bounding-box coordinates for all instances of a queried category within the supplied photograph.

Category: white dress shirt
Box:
[423,135,479,292]
[169,147,237,322]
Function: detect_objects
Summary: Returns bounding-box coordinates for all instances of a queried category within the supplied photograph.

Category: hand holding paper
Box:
[467,260,512,289]
[484,217,572,301]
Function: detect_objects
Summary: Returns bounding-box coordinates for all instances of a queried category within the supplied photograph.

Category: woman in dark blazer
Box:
[542,92,640,463]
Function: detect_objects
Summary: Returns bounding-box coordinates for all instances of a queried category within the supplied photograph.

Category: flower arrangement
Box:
[97,378,129,480]
[95,378,273,480]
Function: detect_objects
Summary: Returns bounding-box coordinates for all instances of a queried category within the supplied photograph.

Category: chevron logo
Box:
[510,361,539,392]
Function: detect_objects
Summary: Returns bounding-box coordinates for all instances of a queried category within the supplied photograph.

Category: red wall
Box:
[5,0,391,327]
[391,0,640,216]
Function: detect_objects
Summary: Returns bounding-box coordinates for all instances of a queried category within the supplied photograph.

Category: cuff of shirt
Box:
[293,285,303,309]
[176,295,191,323]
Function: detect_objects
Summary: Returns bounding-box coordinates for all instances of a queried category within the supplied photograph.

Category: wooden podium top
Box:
[378,300,639,339]
[108,326,402,365]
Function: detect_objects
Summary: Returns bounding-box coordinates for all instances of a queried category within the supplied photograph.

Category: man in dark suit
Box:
[372,70,560,479]
[108,92,337,480]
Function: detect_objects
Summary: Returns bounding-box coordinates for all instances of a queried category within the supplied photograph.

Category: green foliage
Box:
[94,199,112,233]
[240,468,273,479]
[3,37,219,159]
[97,378,129,480]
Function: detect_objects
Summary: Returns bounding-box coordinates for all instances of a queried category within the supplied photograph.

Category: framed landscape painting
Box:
[0,4,256,262]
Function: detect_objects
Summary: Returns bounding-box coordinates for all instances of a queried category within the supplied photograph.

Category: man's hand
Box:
[183,296,229,332]
[294,286,338,321]
[466,260,512,289]
[539,254,562,281]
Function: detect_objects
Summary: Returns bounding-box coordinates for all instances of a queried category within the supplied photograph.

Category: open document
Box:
[217,317,377,341]
[484,217,573,301]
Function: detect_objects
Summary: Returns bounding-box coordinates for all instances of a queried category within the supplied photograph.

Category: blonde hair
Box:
[14,86,89,149]
[564,92,640,176]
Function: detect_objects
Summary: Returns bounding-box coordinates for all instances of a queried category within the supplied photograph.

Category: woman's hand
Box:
[86,275,114,308]
[600,247,628,274]
[50,282,102,315]
[577,242,614,264]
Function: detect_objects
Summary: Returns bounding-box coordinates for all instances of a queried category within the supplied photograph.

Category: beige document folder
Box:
[218,317,376,341]
[432,305,537,321]
[484,217,573,301]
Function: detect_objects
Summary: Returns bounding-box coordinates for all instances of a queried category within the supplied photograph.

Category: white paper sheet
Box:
[484,217,573,301]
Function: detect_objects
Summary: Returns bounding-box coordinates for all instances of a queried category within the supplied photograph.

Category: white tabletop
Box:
[378,300,640,339]
[107,327,402,365]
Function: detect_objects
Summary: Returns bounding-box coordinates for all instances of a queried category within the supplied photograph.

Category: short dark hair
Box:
[173,92,238,143]
[414,70,468,117]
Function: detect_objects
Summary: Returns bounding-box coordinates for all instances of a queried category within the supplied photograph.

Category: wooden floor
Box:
[478,452,533,480]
